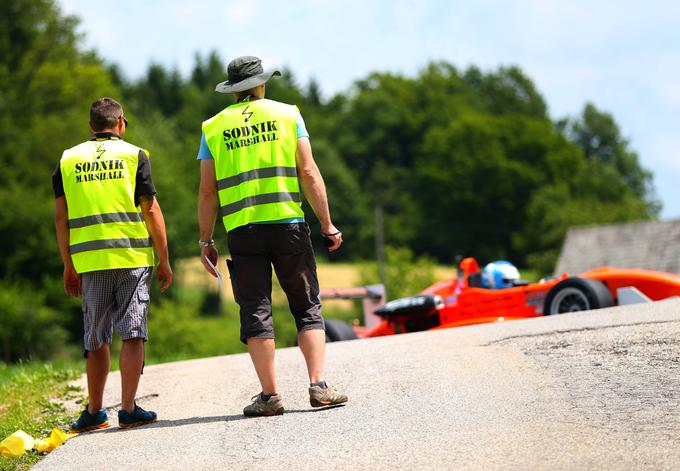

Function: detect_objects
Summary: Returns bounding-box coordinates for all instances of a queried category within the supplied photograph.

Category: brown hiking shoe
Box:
[243,393,284,417]
[309,384,348,407]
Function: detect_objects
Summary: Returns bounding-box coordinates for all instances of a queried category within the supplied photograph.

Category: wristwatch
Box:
[198,239,215,247]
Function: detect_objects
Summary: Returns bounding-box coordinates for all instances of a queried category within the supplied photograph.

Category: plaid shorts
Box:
[81,267,152,351]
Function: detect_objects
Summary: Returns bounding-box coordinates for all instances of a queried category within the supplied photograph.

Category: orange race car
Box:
[323,257,680,342]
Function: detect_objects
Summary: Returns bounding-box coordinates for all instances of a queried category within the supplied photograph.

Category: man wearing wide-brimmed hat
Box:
[197,56,347,416]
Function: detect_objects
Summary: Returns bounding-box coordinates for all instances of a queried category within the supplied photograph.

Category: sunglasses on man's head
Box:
[119,115,129,127]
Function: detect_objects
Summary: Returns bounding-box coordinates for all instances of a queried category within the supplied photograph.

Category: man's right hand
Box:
[201,245,219,277]
[63,266,81,297]
[321,224,343,252]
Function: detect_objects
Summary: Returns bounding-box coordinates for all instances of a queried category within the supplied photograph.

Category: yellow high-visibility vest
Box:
[60,136,154,273]
[202,99,303,232]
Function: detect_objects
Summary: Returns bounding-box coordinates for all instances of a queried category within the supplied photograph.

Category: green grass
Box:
[519,268,541,283]
[0,362,83,471]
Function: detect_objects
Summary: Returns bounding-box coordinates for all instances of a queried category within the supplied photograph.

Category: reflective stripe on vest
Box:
[68,211,143,229]
[202,99,304,232]
[216,166,298,191]
[60,138,154,273]
[220,191,302,217]
[70,237,153,254]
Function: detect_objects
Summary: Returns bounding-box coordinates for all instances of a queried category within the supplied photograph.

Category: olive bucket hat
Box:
[215,56,281,93]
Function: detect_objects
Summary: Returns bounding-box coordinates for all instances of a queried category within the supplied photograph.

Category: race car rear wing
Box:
[319,284,386,329]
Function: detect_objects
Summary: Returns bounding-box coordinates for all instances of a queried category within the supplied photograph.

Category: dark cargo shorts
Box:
[226,222,325,344]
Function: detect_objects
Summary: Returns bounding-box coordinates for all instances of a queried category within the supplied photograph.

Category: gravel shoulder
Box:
[35,299,680,470]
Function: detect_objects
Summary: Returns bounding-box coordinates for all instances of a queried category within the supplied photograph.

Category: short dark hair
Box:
[89,97,123,131]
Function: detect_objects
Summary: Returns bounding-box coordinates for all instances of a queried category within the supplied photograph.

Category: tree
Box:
[558,103,660,215]
[464,65,548,118]
[509,103,662,274]
[0,0,120,282]
[129,63,184,116]
[516,162,653,274]
[414,113,582,262]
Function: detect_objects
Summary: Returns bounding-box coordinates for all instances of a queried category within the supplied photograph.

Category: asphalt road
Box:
[35,299,680,470]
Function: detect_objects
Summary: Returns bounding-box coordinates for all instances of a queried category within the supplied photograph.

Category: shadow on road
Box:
[88,415,248,435]
[148,415,252,427]
[84,405,347,435]
[282,405,346,414]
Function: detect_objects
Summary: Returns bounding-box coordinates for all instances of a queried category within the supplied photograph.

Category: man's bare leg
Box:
[247,338,278,394]
[299,328,347,406]
[297,329,325,383]
[86,343,110,413]
[120,338,144,412]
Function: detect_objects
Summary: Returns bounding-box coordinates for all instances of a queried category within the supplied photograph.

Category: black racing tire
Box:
[324,319,359,343]
[543,277,614,315]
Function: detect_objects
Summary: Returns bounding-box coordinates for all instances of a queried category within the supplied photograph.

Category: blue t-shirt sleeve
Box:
[296,113,309,139]
[196,133,213,160]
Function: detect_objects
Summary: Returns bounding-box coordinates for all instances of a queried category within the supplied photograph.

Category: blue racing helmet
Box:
[481,261,520,289]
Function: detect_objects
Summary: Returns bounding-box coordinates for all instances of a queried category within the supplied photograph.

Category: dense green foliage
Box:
[0,284,71,363]
[0,0,660,362]
[0,0,121,282]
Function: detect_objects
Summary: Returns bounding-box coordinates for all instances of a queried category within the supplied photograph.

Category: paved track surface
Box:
[35,300,680,470]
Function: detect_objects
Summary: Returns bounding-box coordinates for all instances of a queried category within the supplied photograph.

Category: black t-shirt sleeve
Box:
[135,150,157,205]
[52,162,65,198]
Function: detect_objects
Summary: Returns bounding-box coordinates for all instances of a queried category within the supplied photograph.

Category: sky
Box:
[59,0,680,218]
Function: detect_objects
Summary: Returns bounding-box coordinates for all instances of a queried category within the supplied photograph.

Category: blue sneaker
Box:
[118,404,157,429]
[69,406,110,433]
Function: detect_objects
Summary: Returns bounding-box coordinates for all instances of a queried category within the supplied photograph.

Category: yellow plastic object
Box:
[0,430,35,457]
[34,428,68,453]
[0,428,70,457]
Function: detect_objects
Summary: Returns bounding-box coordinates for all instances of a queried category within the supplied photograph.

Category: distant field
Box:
[176,258,456,307]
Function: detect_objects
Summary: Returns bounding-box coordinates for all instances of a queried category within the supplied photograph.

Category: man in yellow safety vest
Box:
[197,56,347,416]
[53,97,172,431]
